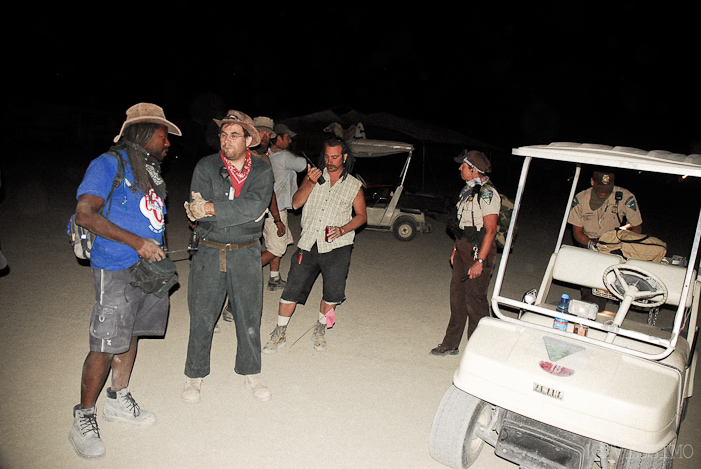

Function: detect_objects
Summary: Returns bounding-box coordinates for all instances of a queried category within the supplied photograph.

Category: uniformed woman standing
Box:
[431,150,501,356]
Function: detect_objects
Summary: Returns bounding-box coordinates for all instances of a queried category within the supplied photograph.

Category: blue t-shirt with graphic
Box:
[77,150,166,271]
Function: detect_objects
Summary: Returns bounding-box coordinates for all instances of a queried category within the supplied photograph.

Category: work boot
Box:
[69,405,106,459]
[182,377,203,403]
[430,344,459,356]
[244,374,272,401]
[262,325,287,354]
[267,276,286,291]
[312,322,327,351]
[103,387,156,426]
[182,378,204,403]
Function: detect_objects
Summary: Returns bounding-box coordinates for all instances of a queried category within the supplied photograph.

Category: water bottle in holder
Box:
[553,294,569,331]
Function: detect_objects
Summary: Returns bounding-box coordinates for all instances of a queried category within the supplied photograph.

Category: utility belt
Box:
[447,219,485,245]
[200,238,259,272]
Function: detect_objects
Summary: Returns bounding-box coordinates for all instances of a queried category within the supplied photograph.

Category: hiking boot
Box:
[262,325,287,354]
[267,276,286,291]
[103,387,156,426]
[430,344,459,356]
[312,322,327,351]
[223,302,234,322]
[69,405,106,459]
[182,377,203,403]
[244,374,272,401]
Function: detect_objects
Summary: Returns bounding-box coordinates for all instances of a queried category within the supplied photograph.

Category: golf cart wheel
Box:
[429,385,491,469]
[618,441,674,469]
[392,216,417,241]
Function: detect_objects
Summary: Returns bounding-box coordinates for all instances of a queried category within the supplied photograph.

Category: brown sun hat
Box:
[253,116,275,137]
[213,110,261,147]
[113,103,182,143]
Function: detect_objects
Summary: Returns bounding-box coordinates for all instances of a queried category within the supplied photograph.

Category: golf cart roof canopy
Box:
[348,139,414,158]
[513,142,701,177]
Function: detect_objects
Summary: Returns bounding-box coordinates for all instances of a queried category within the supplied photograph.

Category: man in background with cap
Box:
[69,103,181,459]
[253,117,289,279]
[263,123,307,290]
[182,110,274,403]
[251,116,275,164]
[568,169,642,309]
[432,150,501,356]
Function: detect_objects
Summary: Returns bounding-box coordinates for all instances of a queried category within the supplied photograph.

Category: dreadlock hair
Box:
[318,136,355,181]
[113,123,159,195]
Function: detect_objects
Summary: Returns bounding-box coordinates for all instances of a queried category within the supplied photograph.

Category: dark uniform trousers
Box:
[442,237,497,349]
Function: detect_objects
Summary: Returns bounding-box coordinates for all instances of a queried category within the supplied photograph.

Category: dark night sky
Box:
[4,5,698,159]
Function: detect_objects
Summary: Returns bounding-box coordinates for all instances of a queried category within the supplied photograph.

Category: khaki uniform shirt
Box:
[298,170,362,253]
[568,186,642,240]
[457,184,501,231]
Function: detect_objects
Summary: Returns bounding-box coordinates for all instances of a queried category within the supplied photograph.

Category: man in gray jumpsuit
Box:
[182,110,274,402]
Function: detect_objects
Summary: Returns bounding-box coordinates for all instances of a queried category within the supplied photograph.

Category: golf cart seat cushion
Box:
[624,259,696,308]
[552,245,624,290]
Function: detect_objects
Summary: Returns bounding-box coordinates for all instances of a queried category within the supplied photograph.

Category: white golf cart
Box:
[349,139,432,241]
[430,143,701,468]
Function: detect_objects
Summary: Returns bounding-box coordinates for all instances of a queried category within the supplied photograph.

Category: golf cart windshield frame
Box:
[492,143,701,361]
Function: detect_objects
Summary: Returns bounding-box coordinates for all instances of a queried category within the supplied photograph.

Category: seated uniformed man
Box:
[568,170,642,309]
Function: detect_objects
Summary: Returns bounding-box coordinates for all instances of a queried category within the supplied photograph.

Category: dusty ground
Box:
[0,159,699,468]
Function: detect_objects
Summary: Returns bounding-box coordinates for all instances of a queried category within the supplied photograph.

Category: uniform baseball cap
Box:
[592,170,615,193]
[454,149,491,174]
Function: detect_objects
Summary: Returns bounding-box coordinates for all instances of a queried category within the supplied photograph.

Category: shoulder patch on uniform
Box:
[480,188,494,205]
[571,196,579,209]
[625,196,638,211]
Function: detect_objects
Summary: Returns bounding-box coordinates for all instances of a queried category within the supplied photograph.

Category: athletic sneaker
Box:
[69,405,105,459]
[312,322,327,351]
[267,276,286,291]
[262,325,287,354]
[244,374,272,401]
[182,377,203,403]
[103,387,156,425]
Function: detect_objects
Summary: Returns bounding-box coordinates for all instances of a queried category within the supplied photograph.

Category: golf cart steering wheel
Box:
[355,173,368,187]
[602,264,668,308]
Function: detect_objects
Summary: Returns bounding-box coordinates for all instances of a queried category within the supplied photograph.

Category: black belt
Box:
[200,239,259,272]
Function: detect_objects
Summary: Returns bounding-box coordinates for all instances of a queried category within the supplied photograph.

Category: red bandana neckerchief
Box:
[221,150,252,197]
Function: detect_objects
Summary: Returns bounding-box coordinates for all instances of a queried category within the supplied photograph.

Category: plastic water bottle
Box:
[553,294,569,331]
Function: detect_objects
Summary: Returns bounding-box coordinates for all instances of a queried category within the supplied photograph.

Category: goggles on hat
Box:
[462,157,484,174]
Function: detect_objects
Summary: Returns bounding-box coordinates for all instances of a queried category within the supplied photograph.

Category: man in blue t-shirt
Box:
[69,103,181,460]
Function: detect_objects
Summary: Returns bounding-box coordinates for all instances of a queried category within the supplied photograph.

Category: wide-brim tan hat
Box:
[213,110,261,147]
[113,103,182,143]
[253,116,276,138]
